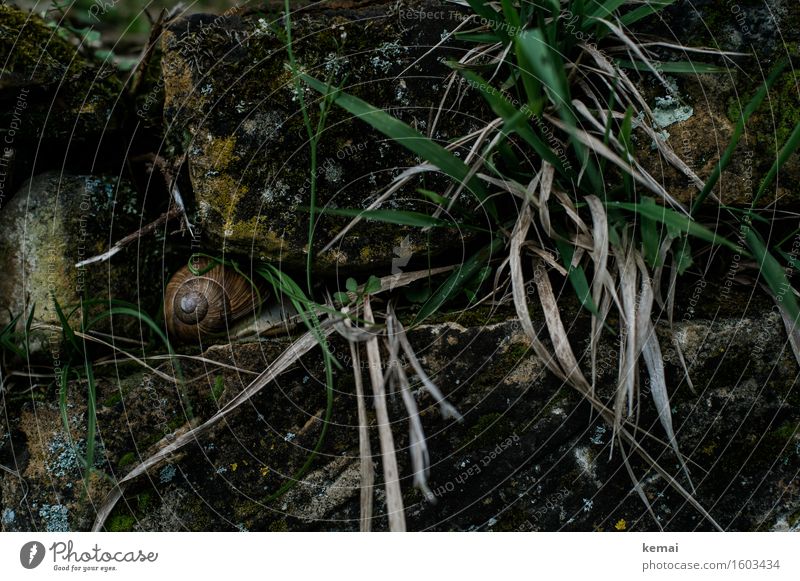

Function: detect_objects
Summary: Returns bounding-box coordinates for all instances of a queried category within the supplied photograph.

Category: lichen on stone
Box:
[39,504,70,532]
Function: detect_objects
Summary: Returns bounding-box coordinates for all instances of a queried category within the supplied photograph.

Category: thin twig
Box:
[75,207,182,268]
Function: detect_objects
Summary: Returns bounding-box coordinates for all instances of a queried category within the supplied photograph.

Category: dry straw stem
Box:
[385,312,433,502]
[585,195,614,393]
[92,323,335,531]
[394,315,462,422]
[334,298,463,526]
[362,296,406,531]
[345,315,374,531]
[508,190,715,527]
[546,113,686,211]
[32,324,177,382]
[92,265,449,530]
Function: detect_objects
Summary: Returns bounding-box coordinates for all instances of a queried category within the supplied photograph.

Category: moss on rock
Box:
[160,1,488,272]
[0,6,126,196]
[0,172,163,337]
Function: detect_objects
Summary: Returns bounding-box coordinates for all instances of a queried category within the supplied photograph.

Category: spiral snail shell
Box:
[165,258,266,342]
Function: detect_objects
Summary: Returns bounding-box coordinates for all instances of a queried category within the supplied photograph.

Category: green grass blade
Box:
[514,36,543,113]
[515,28,600,189]
[639,198,662,267]
[25,303,36,334]
[779,249,800,273]
[417,188,450,206]
[619,0,678,27]
[587,0,628,20]
[299,73,492,214]
[619,106,635,198]
[87,307,172,355]
[673,236,694,275]
[540,0,560,16]
[265,346,334,502]
[555,239,601,316]
[458,69,568,175]
[307,207,450,228]
[691,58,788,214]
[53,298,81,354]
[414,237,503,324]
[515,29,569,116]
[616,59,727,74]
[608,201,741,252]
[500,0,520,28]
[1,313,26,358]
[752,121,800,206]
[311,206,489,233]
[745,228,800,323]
[87,306,190,418]
[256,264,345,367]
[454,31,501,43]
[256,264,337,502]
[83,361,97,490]
[58,365,72,445]
[464,0,505,37]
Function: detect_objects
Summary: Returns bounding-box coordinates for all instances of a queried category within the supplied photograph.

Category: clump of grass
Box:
[293,0,800,529]
[71,0,800,532]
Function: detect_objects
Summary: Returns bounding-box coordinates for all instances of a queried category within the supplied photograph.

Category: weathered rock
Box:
[0,172,163,337]
[2,292,797,532]
[633,70,800,208]
[645,0,795,57]
[160,1,488,271]
[0,5,125,200]
[154,0,800,271]
[3,0,800,535]
[630,0,800,208]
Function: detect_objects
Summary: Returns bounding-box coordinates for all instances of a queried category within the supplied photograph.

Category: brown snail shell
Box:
[165,258,266,342]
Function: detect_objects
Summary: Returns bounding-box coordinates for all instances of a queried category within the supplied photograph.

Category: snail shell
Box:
[165,258,266,342]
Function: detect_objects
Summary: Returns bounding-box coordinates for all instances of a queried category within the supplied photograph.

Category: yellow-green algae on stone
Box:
[160,1,488,272]
[0,173,163,333]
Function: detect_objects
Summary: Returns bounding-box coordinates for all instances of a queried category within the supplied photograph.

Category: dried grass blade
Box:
[547,115,685,211]
[478,173,531,200]
[387,312,434,501]
[597,18,672,90]
[580,42,655,119]
[394,313,462,421]
[562,361,722,530]
[347,328,374,531]
[66,329,176,382]
[531,257,592,391]
[92,324,334,531]
[586,195,611,392]
[538,162,555,237]
[617,434,663,531]
[509,206,566,380]
[523,244,569,276]
[374,266,456,296]
[363,297,406,531]
[614,243,638,440]
[634,255,693,488]
[395,361,433,501]
[319,163,437,255]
